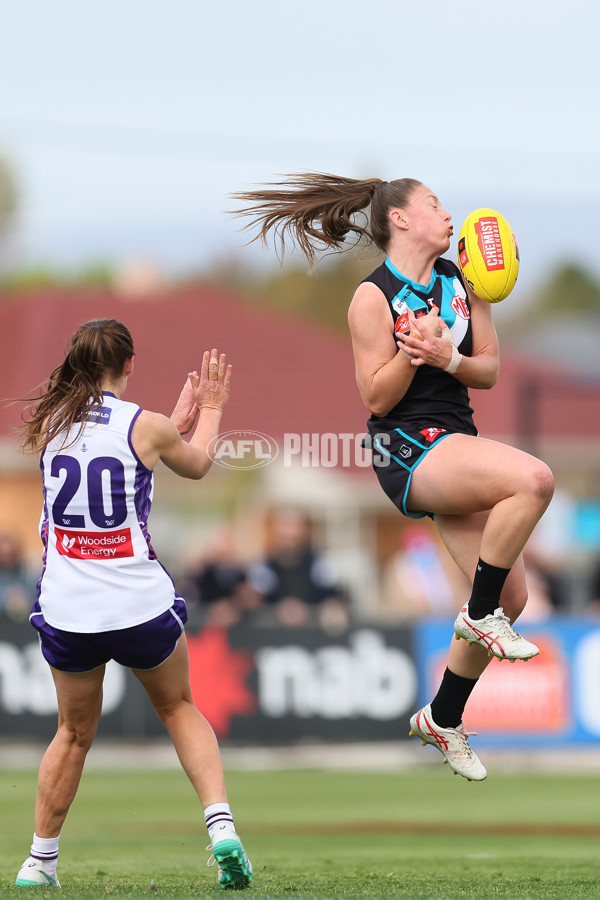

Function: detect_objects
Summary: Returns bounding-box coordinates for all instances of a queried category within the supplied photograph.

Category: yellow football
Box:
[457,208,520,303]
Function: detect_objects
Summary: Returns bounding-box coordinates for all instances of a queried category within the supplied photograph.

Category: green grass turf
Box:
[2,765,600,899]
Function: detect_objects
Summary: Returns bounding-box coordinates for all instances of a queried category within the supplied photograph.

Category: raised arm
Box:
[132,349,232,479]
[348,282,419,418]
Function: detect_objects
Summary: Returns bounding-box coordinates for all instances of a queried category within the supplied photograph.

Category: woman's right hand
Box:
[397,308,455,370]
[407,307,443,339]
[190,349,233,413]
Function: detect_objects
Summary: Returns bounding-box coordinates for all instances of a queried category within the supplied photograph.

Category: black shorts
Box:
[366,424,459,519]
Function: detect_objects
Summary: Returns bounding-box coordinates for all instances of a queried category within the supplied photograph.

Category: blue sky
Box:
[1,0,599,293]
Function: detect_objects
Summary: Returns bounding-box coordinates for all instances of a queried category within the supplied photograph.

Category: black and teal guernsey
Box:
[363,256,478,435]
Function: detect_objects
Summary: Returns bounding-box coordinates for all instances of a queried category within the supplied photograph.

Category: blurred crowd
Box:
[2,504,600,630]
[0,530,38,622]
[177,509,350,632]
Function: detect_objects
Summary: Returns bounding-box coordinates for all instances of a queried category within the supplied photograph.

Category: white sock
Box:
[204,803,235,841]
[31,833,60,875]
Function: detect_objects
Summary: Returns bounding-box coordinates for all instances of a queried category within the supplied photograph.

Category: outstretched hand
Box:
[170,377,200,435]
[169,350,233,434]
[191,349,233,411]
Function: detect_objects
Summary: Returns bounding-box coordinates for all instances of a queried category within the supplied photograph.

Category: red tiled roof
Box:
[471,355,600,441]
[2,287,599,456]
[0,285,368,447]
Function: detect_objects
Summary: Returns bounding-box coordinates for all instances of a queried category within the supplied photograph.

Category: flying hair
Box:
[231,172,423,265]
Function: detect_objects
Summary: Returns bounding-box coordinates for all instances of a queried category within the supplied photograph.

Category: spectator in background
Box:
[247,508,349,631]
[0,531,37,621]
[380,525,466,622]
[518,543,560,621]
[587,554,600,616]
[180,525,259,627]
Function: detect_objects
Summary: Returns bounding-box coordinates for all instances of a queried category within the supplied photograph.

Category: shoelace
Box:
[491,609,527,640]
[454,725,479,754]
[206,845,217,869]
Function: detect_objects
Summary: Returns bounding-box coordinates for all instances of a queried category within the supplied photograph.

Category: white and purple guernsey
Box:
[37,392,177,633]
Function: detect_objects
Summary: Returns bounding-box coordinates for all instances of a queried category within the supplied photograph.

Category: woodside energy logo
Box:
[54,526,134,559]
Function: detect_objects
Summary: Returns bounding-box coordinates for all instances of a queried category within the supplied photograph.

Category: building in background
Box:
[1,283,600,616]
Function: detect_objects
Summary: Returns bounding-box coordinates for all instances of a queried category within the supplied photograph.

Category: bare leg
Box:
[435,510,528,679]
[408,434,554,568]
[35,666,105,837]
[133,636,227,807]
[404,437,553,778]
[408,434,553,667]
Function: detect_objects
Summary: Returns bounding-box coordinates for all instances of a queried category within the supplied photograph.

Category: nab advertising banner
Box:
[191,625,417,741]
[2,617,600,745]
[0,621,418,743]
[414,618,600,746]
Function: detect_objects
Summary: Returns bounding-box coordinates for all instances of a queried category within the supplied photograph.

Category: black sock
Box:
[467,557,511,620]
[430,667,478,728]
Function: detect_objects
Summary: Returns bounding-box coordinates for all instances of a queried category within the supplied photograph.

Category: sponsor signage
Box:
[475,216,505,271]
[394,303,411,336]
[0,621,416,743]
[0,622,127,739]
[55,526,134,559]
[2,618,600,745]
[450,294,470,320]
[413,618,600,745]
[420,428,447,443]
[187,625,418,741]
[85,406,112,424]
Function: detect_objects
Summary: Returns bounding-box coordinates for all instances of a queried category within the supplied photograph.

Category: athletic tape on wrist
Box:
[444,343,462,374]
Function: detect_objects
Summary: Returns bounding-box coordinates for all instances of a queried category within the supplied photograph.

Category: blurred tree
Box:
[1,265,59,291]
[528,262,600,316]
[207,256,600,333]
[498,261,600,341]
[496,261,600,375]
[204,249,384,332]
[1,262,115,292]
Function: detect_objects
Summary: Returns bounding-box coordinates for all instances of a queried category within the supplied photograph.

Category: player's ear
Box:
[389,208,408,231]
[124,355,135,376]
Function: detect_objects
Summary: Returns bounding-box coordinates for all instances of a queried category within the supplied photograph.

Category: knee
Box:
[58,721,97,753]
[502,585,528,623]
[152,694,192,725]
[527,462,554,512]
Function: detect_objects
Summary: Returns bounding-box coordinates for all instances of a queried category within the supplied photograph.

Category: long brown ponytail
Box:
[232,172,422,263]
[21,319,134,454]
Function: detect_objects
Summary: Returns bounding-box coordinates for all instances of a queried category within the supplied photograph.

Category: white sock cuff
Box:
[31,833,60,860]
[204,802,232,817]
[204,803,234,833]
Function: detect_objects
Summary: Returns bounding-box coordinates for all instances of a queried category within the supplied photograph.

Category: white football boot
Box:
[16,856,61,887]
[409,703,487,782]
[454,605,540,661]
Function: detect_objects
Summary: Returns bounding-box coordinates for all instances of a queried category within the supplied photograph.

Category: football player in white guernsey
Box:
[16,319,252,889]
[234,173,554,782]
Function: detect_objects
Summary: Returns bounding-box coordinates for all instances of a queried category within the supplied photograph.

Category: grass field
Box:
[2,764,600,899]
